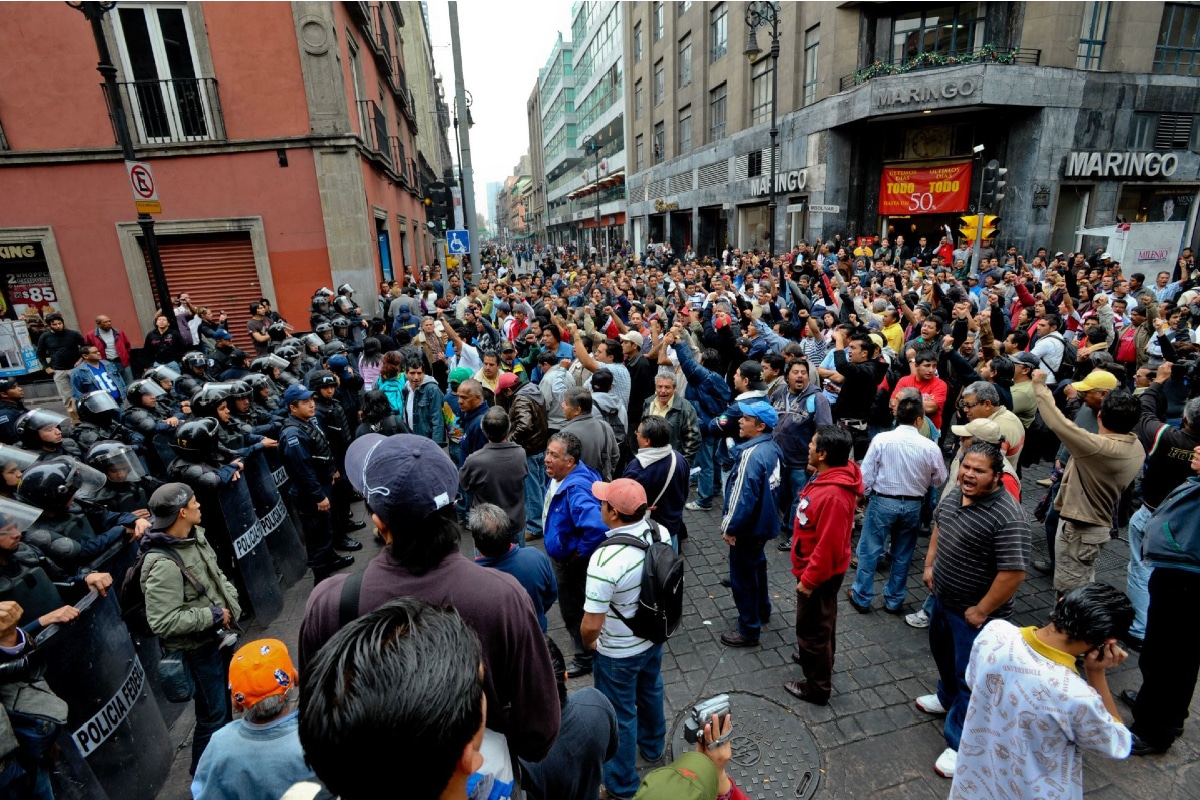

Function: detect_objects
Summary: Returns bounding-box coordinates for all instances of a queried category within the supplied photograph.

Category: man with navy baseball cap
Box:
[719,401,784,647]
[298,433,562,768]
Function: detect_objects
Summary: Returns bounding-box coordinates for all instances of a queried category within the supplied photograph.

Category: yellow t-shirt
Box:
[882,322,905,355]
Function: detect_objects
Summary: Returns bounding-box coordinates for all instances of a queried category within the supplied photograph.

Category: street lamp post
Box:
[745,2,782,257]
[68,1,179,335]
[585,134,603,261]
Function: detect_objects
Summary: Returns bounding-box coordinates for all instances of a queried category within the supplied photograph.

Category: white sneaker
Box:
[905,609,930,629]
[934,747,958,778]
[916,694,947,715]
[684,501,713,511]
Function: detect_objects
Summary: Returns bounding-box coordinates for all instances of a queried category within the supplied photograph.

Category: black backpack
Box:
[119,546,206,638]
[599,526,685,644]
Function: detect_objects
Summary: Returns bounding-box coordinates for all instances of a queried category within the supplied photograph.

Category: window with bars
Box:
[747,149,763,178]
[634,22,643,62]
[654,122,665,164]
[1154,3,1200,76]
[803,25,820,106]
[1077,2,1110,70]
[711,3,727,62]
[750,57,772,126]
[654,2,664,41]
[679,35,692,87]
[710,83,727,141]
[636,134,645,172]
[654,59,665,105]
[679,106,692,154]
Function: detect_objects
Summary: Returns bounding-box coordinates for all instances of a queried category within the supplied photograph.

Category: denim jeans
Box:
[523,452,546,542]
[850,496,922,610]
[729,538,771,639]
[1125,504,1153,639]
[777,467,809,538]
[185,641,233,774]
[929,596,983,751]
[593,646,666,799]
[694,433,719,506]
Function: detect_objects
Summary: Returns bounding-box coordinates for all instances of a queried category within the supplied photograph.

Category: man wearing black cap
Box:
[278,384,354,582]
[299,433,561,767]
[139,482,241,774]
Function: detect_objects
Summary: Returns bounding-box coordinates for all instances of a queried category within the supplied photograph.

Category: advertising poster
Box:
[879,161,973,215]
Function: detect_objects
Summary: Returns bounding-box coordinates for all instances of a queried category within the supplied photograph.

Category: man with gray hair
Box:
[560,386,618,480]
[192,639,315,800]
[470,503,558,632]
[459,407,528,542]
[958,381,1025,470]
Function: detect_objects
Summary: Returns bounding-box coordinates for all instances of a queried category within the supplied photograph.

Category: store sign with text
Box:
[748,169,808,197]
[878,162,972,215]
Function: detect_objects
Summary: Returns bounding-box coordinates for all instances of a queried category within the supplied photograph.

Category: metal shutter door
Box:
[142,233,262,350]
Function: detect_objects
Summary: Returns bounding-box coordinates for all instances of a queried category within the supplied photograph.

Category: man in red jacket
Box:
[83,314,134,386]
[785,424,863,705]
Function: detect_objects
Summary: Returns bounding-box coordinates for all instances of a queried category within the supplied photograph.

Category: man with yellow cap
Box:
[191,638,316,800]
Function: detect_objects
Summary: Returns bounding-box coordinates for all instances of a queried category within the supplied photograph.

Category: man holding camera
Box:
[139,482,241,775]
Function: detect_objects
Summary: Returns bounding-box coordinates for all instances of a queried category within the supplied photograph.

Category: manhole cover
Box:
[669,690,821,799]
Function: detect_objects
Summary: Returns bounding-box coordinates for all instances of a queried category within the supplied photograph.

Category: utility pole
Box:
[448,2,480,284]
[70,1,179,336]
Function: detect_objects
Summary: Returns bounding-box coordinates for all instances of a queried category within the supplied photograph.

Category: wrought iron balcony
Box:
[838,46,1041,92]
[113,77,225,144]
[358,99,390,166]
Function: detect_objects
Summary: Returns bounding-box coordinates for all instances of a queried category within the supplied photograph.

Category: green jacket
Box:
[140,527,240,652]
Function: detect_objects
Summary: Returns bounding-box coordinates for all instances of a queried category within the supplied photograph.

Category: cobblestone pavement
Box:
[159,459,1200,799]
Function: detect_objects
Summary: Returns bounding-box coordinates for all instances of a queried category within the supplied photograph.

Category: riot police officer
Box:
[85,441,155,516]
[0,378,28,446]
[308,372,362,544]
[16,459,146,571]
[15,410,81,462]
[72,390,144,453]
[277,384,354,582]
[166,418,243,491]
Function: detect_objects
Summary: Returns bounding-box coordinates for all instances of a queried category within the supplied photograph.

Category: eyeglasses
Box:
[959,400,982,410]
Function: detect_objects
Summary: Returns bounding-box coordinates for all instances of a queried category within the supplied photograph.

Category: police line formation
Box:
[0,238,1198,800]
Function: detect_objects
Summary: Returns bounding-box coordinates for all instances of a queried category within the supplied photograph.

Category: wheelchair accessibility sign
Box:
[447,230,470,255]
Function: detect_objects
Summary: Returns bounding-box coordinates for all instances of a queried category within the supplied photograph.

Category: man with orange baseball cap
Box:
[191,639,316,800]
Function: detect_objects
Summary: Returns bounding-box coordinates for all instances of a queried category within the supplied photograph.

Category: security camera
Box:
[973,144,985,153]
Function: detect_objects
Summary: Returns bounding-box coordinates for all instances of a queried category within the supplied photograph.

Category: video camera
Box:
[682,694,733,745]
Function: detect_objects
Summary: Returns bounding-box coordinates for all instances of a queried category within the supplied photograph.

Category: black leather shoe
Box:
[1120,689,1139,709]
[312,554,354,581]
[784,680,829,706]
[720,629,759,647]
[846,588,872,614]
[883,604,906,616]
[334,536,364,552]
[344,519,367,532]
[1129,733,1169,756]
[719,577,732,588]
[566,660,592,678]
[1123,634,1145,652]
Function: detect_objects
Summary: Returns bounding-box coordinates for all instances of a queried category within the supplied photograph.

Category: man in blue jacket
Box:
[720,401,783,647]
[543,430,607,677]
[670,327,731,511]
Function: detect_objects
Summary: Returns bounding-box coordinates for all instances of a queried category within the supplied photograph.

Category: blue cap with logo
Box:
[737,400,778,429]
[282,384,314,405]
[344,434,458,528]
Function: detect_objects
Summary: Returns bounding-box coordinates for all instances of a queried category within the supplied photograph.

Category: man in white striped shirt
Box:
[848,393,947,615]
[581,479,671,800]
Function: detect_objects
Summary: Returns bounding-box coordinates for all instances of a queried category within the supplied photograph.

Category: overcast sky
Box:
[425,0,574,221]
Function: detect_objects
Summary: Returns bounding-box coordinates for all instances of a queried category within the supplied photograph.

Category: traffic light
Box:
[981,159,1007,209]
[424,181,449,231]
[959,215,1000,243]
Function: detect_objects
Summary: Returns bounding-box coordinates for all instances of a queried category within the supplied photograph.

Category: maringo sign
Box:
[1064,151,1179,179]
[874,79,977,109]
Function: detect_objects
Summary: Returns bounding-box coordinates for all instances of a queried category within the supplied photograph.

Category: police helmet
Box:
[171,418,221,457]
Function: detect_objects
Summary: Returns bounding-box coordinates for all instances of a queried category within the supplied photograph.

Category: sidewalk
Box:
[158,459,1200,799]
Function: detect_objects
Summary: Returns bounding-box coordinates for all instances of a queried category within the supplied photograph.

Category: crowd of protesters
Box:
[0,230,1197,800]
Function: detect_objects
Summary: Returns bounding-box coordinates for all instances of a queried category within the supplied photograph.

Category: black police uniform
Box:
[278,414,342,577]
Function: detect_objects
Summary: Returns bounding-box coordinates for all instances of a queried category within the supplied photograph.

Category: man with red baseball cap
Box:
[191,638,316,800]
[581,478,672,799]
